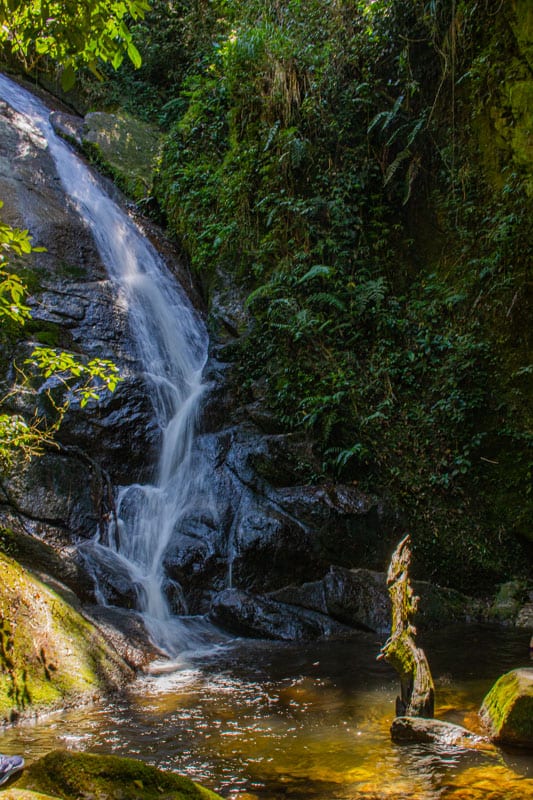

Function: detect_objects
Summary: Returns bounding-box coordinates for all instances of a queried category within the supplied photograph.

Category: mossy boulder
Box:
[81,111,163,200]
[479,667,533,748]
[0,553,131,724]
[0,791,60,799]
[17,750,223,799]
[488,580,528,624]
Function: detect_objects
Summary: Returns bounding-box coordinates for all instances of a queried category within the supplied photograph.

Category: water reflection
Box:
[0,625,531,799]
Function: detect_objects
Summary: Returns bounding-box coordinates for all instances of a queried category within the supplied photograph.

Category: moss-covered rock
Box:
[0,526,92,606]
[480,667,533,748]
[0,553,132,724]
[81,111,163,200]
[0,790,60,799]
[488,580,528,624]
[17,750,223,799]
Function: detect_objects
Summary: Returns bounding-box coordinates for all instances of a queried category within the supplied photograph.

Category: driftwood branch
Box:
[378,535,435,718]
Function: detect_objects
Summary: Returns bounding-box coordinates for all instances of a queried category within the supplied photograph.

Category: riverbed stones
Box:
[479,667,533,748]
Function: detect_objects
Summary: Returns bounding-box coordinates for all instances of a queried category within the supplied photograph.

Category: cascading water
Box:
[0,74,218,656]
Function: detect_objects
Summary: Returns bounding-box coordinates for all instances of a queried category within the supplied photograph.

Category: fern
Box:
[309,292,347,311]
[352,277,388,314]
[246,281,277,307]
[384,149,410,186]
[298,264,333,283]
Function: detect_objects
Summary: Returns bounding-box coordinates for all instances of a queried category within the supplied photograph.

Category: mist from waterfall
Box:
[0,74,218,656]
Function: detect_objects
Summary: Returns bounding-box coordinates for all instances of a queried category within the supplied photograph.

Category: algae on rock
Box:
[18,750,223,800]
[0,553,131,724]
[480,667,533,748]
[81,111,163,201]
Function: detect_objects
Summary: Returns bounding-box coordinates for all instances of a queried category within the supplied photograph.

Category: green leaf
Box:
[298,265,333,284]
[61,65,76,92]
[127,41,142,69]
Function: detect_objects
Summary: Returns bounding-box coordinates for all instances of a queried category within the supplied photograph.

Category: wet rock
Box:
[57,377,159,483]
[209,265,250,342]
[270,567,390,632]
[480,667,533,748]
[1,452,99,537]
[209,587,358,641]
[0,520,94,604]
[81,111,163,200]
[269,567,483,634]
[516,602,533,629]
[0,552,131,724]
[77,540,139,609]
[324,567,389,629]
[488,580,528,624]
[411,579,485,629]
[18,750,224,799]
[391,716,488,747]
[49,110,83,145]
[84,606,164,671]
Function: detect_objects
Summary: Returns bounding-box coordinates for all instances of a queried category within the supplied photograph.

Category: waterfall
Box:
[0,74,218,657]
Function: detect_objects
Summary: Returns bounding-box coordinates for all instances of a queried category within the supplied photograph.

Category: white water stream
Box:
[0,74,217,656]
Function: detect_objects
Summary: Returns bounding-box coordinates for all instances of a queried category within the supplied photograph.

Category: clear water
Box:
[0,626,531,798]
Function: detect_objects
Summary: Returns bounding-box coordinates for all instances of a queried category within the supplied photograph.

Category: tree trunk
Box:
[379,535,435,718]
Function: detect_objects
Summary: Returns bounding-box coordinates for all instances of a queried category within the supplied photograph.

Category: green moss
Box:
[0,553,130,723]
[480,668,533,746]
[81,112,163,201]
[18,751,223,800]
[488,580,528,623]
[0,790,61,799]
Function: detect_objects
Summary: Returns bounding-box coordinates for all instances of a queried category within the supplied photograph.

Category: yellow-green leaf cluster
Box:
[0,0,150,87]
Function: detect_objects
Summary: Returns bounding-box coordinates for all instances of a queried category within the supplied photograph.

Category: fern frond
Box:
[309,292,346,311]
[298,264,333,283]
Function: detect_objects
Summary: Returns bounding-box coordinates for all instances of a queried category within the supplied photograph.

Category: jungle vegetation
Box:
[3,0,532,592]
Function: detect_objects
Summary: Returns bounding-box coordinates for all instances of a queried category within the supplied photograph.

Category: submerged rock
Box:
[18,750,223,799]
[0,553,131,724]
[209,587,358,640]
[480,667,533,748]
[440,764,533,800]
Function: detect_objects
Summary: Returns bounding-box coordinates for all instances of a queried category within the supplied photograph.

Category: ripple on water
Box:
[0,626,531,799]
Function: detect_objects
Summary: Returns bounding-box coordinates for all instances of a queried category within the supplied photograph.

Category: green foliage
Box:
[26,347,122,406]
[0,212,122,472]
[0,0,151,89]
[107,0,532,589]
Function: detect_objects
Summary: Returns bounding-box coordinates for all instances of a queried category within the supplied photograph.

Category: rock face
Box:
[0,92,159,543]
[209,587,358,641]
[51,109,163,201]
[164,415,396,615]
[0,552,131,724]
[18,750,223,799]
[480,668,533,748]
